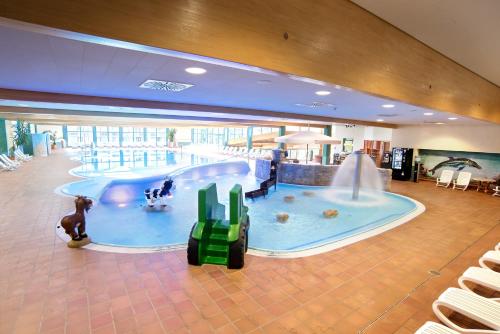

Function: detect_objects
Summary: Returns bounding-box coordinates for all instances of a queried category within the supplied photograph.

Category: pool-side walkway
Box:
[0,150,498,334]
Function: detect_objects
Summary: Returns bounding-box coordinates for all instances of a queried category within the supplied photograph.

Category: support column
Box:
[322,125,332,165]
[118,127,124,147]
[92,126,97,145]
[62,125,68,143]
[23,122,33,155]
[246,126,253,150]
[34,124,38,133]
[0,119,8,154]
[223,128,229,147]
[278,126,286,149]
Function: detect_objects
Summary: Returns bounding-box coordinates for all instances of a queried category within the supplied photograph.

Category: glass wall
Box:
[67,126,93,147]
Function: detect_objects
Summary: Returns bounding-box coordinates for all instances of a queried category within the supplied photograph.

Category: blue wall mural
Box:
[418,149,500,181]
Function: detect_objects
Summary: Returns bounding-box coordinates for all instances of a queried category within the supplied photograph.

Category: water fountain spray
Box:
[352,150,363,200]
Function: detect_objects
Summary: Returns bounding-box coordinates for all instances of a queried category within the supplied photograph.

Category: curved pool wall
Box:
[98,160,250,205]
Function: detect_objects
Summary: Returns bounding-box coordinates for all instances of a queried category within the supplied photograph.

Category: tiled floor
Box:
[0,150,498,334]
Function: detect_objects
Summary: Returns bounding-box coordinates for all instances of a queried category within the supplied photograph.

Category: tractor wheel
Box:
[227,226,245,269]
[187,224,200,266]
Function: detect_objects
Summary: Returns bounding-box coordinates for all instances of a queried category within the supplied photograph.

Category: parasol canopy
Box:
[274,131,341,145]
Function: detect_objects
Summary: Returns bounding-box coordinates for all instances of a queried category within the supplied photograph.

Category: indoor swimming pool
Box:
[58,159,423,255]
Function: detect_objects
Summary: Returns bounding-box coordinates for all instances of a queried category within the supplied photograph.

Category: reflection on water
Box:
[72,149,220,178]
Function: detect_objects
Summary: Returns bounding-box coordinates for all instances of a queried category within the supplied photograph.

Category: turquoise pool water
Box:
[60,160,419,253]
[70,149,220,178]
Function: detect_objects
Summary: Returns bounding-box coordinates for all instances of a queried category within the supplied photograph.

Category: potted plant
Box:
[43,130,57,149]
[168,128,177,147]
[11,120,30,157]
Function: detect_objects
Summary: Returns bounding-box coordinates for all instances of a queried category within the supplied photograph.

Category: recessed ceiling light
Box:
[448,117,457,120]
[334,85,342,90]
[376,119,384,122]
[185,67,206,75]
[315,90,331,96]
[435,122,445,125]
[382,104,395,108]
[139,79,193,92]
[424,112,434,116]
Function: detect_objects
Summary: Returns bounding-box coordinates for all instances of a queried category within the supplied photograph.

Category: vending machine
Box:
[391,148,413,180]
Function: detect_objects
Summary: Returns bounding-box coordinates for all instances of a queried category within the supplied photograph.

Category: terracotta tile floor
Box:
[0,150,499,334]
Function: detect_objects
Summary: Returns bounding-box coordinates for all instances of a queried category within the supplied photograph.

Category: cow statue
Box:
[144,177,174,207]
[58,195,93,247]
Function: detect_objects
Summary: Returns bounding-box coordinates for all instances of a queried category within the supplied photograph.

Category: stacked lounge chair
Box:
[415,242,500,333]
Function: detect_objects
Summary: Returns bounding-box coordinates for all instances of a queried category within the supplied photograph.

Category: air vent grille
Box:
[295,102,336,108]
[140,79,193,92]
[377,113,398,117]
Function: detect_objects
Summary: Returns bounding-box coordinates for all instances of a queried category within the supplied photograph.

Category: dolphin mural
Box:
[429,157,482,175]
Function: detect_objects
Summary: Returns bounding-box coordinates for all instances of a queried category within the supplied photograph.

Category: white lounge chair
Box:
[479,251,500,272]
[432,287,500,333]
[415,321,459,334]
[14,150,29,162]
[452,171,472,191]
[436,170,454,188]
[493,186,500,197]
[458,267,500,300]
[15,148,32,160]
[0,154,20,168]
[0,160,16,171]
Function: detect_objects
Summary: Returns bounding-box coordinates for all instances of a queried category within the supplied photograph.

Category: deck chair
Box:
[15,148,32,160]
[493,186,500,197]
[479,251,500,272]
[415,321,459,334]
[0,160,16,171]
[432,287,500,333]
[452,171,472,191]
[0,154,19,168]
[458,267,500,300]
[436,169,454,188]
[14,150,29,162]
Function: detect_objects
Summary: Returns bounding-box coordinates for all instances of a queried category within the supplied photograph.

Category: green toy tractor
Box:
[187,183,249,269]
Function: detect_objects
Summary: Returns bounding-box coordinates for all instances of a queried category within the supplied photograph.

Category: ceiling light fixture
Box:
[448,117,457,120]
[382,104,395,108]
[288,75,326,86]
[435,122,445,125]
[315,90,331,96]
[185,67,206,75]
[334,85,342,90]
[424,112,434,116]
[139,79,194,92]
[376,119,384,122]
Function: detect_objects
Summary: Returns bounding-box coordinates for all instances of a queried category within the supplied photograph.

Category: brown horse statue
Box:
[59,195,93,241]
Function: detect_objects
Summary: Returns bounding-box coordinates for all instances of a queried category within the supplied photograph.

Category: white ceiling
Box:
[0,22,491,126]
[351,0,500,87]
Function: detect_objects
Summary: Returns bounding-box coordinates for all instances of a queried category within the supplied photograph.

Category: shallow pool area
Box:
[59,159,423,256]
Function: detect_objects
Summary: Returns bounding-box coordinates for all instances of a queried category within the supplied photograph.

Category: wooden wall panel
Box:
[0,0,499,124]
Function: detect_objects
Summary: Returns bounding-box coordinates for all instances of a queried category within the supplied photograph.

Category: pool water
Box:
[60,160,420,253]
[70,149,221,178]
